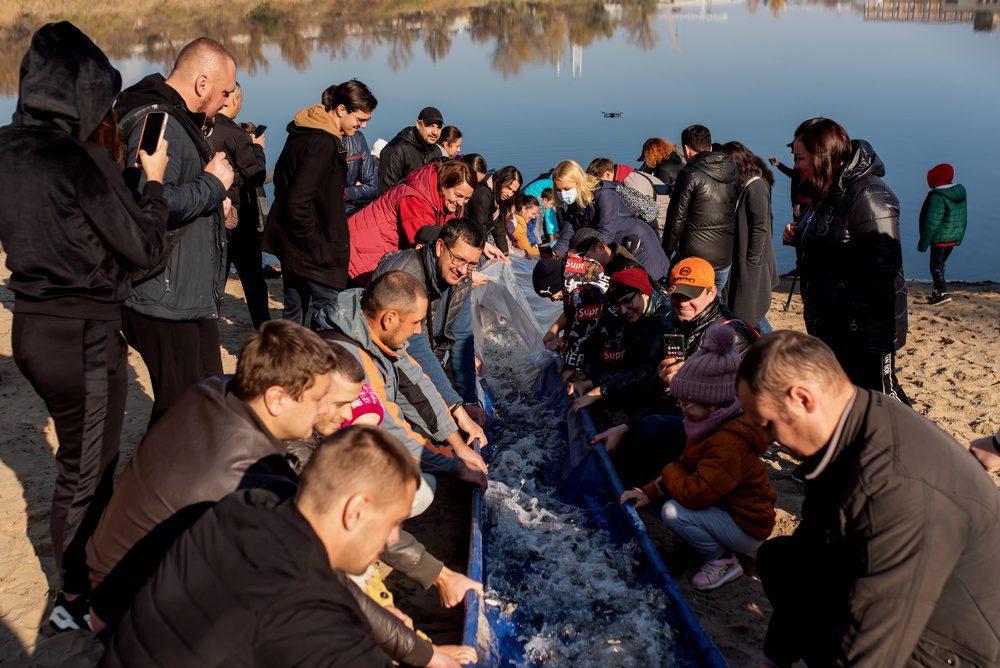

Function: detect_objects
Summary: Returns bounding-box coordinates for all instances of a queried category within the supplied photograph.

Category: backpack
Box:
[615,182,659,226]
[623,171,670,238]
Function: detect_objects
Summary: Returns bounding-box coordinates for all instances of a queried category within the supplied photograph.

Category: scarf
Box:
[683,398,743,445]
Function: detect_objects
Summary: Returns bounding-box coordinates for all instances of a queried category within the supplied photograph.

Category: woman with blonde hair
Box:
[639,137,685,193]
[550,159,670,280]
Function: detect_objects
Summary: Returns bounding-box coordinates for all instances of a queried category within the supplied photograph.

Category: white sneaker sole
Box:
[49,605,91,631]
[693,563,744,591]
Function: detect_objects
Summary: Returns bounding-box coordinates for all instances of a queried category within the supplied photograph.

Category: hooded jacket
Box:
[793,140,907,354]
[348,163,457,284]
[313,290,460,475]
[116,73,229,320]
[727,176,779,326]
[664,150,738,270]
[644,413,776,541]
[344,130,378,216]
[917,183,967,251]
[263,105,349,289]
[0,21,168,321]
[770,389,1000,666]
[374,244,478,407]
[377,125,440,193]
[552,181,670,280]
[100,490,392,668]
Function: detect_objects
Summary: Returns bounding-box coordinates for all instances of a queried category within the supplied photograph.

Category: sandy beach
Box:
[1,254,997,666]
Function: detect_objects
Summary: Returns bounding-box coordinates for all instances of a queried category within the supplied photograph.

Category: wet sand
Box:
[1,256,997,666]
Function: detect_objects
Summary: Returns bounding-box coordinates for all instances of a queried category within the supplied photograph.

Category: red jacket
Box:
[348,163,455,284]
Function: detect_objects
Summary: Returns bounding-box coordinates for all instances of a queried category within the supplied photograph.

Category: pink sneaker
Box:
[691,555,743,591]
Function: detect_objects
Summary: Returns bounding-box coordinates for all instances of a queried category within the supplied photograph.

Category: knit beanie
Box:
[532,258,564,297]
[608,267,652,299]
[927,163,954,189]
[669,323,740,405]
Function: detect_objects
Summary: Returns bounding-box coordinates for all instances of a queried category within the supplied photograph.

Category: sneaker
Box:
[49,592,92,632]
[928,292,952,305]
[691,556,744,591]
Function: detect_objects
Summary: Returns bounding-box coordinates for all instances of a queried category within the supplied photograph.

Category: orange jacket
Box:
[643,413,776,540]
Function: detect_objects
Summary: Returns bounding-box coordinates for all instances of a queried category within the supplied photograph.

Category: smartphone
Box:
[254,124,267,137]
[538,244,554,259]
[663,333,687,361]
[134,111,167,166]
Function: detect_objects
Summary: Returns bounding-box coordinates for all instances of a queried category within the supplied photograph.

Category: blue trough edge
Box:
[462,379,727,667]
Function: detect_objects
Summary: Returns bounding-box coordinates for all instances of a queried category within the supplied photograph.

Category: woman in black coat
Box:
[638,136,685,194]
[0,21,169,622]
[721,142,779,333]
[782,118,908,403]
[464,163,522,255]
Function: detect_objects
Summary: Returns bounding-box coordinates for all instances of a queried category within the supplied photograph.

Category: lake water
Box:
[1,0,998,279]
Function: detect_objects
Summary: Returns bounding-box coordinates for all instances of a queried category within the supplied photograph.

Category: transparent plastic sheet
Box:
[464,256,726,667]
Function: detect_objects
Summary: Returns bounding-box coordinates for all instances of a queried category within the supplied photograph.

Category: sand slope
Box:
[0,257,996,666]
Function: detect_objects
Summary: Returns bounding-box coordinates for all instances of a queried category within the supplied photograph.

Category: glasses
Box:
[442,244,479,272]
[609,291,641,315]
[349,110,371,125]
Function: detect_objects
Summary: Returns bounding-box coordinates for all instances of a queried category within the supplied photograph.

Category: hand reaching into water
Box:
[592,424,629,454]
[434,566,484,608]
[428,645,478,667]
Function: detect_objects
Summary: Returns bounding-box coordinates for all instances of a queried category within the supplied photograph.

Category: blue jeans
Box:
[713,264,731,296]
[281,270,339,330]
[756,317,772,335]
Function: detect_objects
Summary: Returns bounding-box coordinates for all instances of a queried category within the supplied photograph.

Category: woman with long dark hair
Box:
[782,118,908,402]
[720,141,779,333]
[465,164,522,255]
[0,22,169,627]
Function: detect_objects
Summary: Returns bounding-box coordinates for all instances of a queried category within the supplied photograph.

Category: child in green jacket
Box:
[918,163,967,305]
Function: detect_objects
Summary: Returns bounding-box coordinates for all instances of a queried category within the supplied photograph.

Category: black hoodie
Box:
[663,150,739,270]
[0,21,168,320]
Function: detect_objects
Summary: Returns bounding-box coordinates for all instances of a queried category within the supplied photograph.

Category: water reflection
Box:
[3,0,995,96]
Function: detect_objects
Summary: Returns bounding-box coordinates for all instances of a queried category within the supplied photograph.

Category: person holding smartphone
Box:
[0,22,171,631]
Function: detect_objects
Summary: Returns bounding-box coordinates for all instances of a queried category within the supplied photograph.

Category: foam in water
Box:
[480,321,677,667]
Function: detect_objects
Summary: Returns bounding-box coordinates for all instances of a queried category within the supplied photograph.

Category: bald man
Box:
[116,38,239,427]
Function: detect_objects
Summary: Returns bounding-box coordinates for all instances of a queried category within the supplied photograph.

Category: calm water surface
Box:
[2,0,998,279]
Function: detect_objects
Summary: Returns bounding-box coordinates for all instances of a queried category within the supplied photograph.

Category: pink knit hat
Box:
[669,323,740,405]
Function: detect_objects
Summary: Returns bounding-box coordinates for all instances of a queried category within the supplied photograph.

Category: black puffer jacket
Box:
[0,22,168,321]
[263,110,349,289]
[377,125,439,194]
[792,140,906,354]
[663,151,738,270]
[101,490,393,668]
[769,390,1000,667]
[669,298,757,360]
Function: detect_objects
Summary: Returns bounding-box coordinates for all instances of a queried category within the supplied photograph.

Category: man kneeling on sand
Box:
[101,427,478,667]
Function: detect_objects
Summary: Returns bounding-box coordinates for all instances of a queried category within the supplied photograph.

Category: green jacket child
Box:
[918,163,967,252]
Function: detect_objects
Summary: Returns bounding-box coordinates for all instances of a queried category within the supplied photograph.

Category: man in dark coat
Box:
[100,427,422,668]
[739,331,1000,668]
[116,38,237,427]
[377,106,444,193]
[264,80,377,327]
[663,124,738,293]
[211,81,270,329]
[86,321,338,629]
[344,129,379,216]
[373,217,486,425]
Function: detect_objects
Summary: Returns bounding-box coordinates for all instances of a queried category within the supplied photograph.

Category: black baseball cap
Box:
[418,106,443,127]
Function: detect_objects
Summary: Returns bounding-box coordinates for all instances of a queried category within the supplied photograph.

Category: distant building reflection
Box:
[862,0,999,31]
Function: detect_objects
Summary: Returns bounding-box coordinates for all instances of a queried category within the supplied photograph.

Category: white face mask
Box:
[558,188,578,206]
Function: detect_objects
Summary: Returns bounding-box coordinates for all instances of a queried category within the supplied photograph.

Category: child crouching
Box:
[620,323,776,590]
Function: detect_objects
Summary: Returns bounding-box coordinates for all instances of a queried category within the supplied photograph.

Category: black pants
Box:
[758,536,840,666]
[226,224,271,329]
[831,346,910,406]
[12,313,127,595]
[930,244,954,295]
[122,309,223,428]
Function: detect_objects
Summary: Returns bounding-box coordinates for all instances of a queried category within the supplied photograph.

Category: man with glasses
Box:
[374,218,489,427]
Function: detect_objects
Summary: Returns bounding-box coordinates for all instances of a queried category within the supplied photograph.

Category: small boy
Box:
[540,188,559,243]
[918,163,967,305]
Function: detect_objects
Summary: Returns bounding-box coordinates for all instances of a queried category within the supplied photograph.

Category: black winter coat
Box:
[264,120,349,289]
[664,151,738,270]
[642,153,685,194]
[792,140,907,354]
[0,22,168,321]
[117,74,229,320]
[771,389,1000,667]
[101,490,392,668]
[552,181,670,280]
[727,176,779,326]
[466,178,509,254]
[377,125,439,194]
[209,113,266,213]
